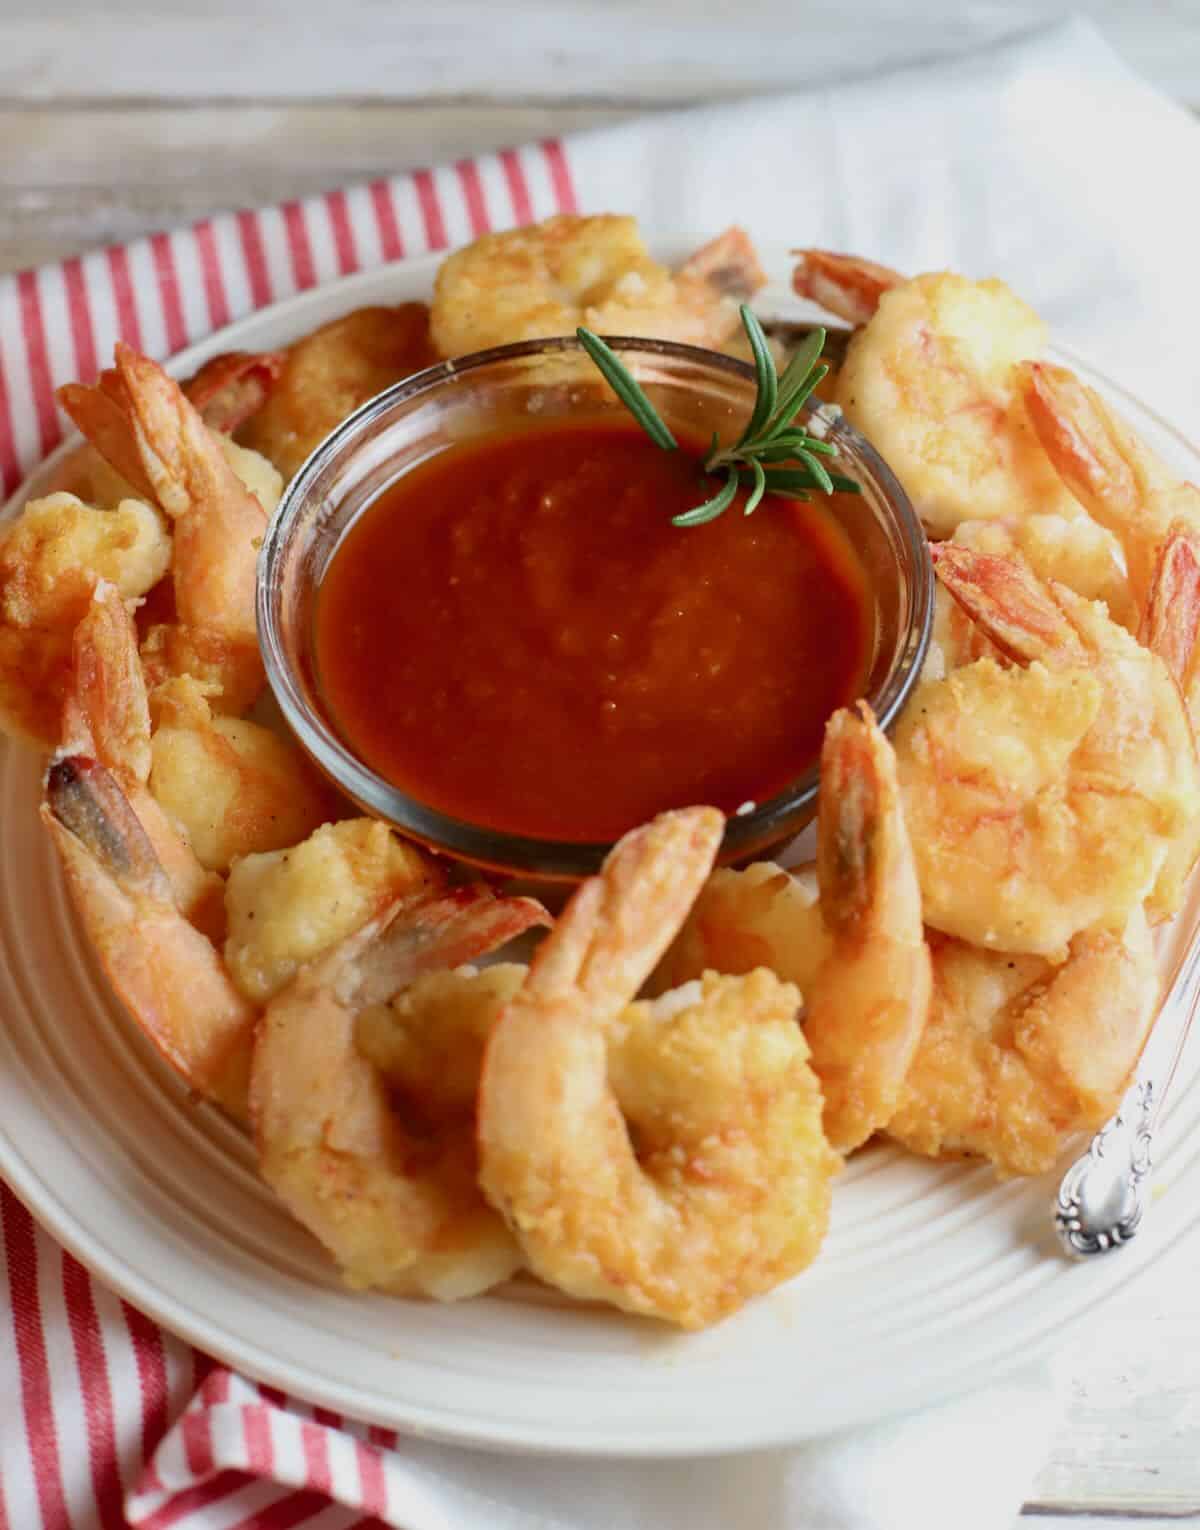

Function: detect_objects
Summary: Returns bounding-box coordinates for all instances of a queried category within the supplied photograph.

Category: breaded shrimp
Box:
[802,705,932,1151]
[792,257,1079,536]
[1021,360,1200,617]
[949,514,1134,632]
[655,707,930,1152]
[44,347,284,507]
[887,910,1159,1176]
[59,344,274,715]
[60,583,224,938]
[0,491,170,747]
[223,819,445,1004]
[42,756,258,1122]
[148,675,339,873]
[355,964,528,1121]
[478,807,838,1329]
[237,305,437,481]
[182,349,286,434]
[654,860,831,997]
[251,889,550,1300]
[431,216,766,359]
[897,547,1200,956]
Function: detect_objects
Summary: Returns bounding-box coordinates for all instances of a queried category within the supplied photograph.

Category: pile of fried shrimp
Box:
[2,215,1199,1330]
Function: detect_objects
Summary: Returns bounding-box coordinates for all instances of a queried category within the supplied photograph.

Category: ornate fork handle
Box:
[1054,932,1200,1259]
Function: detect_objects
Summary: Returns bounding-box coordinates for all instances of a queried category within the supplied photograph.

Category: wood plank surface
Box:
[0,103,628,271]
[3,0,1199,107]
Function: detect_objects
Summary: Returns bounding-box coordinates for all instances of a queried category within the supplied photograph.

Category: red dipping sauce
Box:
[314,418,873,843]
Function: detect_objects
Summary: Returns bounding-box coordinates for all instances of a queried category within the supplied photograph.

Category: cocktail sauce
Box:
[315,418,872,842]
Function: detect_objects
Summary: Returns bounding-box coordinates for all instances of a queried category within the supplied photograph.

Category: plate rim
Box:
[3,246,1200,1457]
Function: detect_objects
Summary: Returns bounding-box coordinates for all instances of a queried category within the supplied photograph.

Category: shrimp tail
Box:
[60,582,153,780]
[808,703,931,1153]
[931,544,1088,665]
[59,585,226,934]
[42,756,256,1120]
[677,227,767,301]
[526,806,724,1011]
[817,702,892,933]
[182,350,285,434]
[45,755,170,899]
[341,886,552,1009]
[1140,521,1200,701]
[57,375,157,504]
[790,250,903,325]
[1019,361,1141,517]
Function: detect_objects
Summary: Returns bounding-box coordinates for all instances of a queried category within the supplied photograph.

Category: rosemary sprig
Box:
[576,305,858,527]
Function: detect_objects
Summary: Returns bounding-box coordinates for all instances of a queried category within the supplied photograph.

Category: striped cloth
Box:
[0,136,583,1530]
[2,19,1198,1529]
[0,139,578,501]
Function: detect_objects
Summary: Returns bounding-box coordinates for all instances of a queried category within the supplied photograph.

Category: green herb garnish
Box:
[576,306,858,527]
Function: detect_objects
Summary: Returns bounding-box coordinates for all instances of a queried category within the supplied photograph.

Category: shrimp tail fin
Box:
[1140,521,1200,707]
[45,755,172,901]
[818,702,894,933]
[57,376,158,504]
[42,757,256,1121]
[809,702,932,1153]
[60,582,152,782]
[353,887,551,1007]
[790,251,903,325]
[182,350,285,433]
[1019,361,1142,517]
[931,544,1088,666]
[527,806,724,1011]
[295,885,552,1013]
[677,228,767,301]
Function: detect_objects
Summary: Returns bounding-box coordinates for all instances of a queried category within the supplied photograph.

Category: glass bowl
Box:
[257,334,933,880]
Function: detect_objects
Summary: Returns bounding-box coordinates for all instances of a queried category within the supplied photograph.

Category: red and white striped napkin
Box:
[2,18,1198,1529]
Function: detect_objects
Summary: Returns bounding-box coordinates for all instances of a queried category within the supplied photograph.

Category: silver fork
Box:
[1055,931,1200,1257]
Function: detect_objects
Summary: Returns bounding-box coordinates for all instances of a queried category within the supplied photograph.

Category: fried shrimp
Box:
[148,675,338,873]
[430,215,766,359]
[0,491,170,747]
[59,343,275,714]
[42,348,284,512]
[801,705,932,1151]
[792,249,903,326]
[42,756,258,1122]
[897,547,1200,956]
[655,708,930,1153]
[1140,523,1200,727]
[793,259,1078,536]
[928,514,1134,677]
[1021,360,1200,614]
[478,807,838,1329]
[950,515,1134,630]
[237,306,437,481]
[223,818,444,1003]
[251,889,550,1300]
[355,964,528,1120]
[654,860,830,996]
[182,349,286,434]
[887,910,1158,1176]
[60,583,224,938]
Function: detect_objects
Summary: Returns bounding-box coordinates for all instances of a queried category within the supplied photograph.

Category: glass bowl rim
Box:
[256,332,934,879]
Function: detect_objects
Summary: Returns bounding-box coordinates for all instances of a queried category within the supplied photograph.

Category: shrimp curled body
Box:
[478,807,839,1329]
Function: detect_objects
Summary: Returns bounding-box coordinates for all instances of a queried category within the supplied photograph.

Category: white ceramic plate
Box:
[3,245,1200,1457]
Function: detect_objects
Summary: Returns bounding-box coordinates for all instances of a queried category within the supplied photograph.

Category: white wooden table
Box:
[4,3,1200,1523]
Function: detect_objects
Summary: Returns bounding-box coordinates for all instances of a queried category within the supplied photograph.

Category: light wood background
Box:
[3,2,1200,1524]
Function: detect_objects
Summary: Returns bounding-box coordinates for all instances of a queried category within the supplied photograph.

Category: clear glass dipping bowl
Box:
[257,335,933,880]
